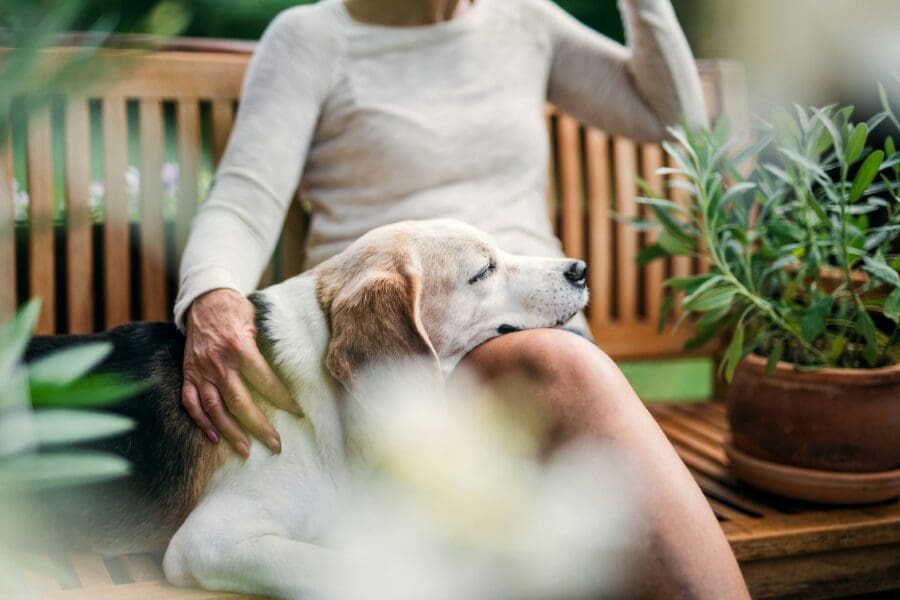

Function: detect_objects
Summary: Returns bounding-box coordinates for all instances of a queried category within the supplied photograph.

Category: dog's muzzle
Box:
[564,260,587,289]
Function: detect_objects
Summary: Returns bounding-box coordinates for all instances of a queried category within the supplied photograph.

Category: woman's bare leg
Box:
[455,328,749,600]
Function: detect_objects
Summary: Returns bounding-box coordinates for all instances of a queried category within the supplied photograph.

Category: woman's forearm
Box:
[544,0,707,141]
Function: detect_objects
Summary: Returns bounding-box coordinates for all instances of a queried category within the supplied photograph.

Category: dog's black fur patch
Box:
[20,322,212,552]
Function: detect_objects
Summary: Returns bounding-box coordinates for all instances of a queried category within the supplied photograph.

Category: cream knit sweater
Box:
[174,0,706,329]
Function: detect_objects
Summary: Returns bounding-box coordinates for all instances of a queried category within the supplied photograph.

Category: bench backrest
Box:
[0,46,748,359]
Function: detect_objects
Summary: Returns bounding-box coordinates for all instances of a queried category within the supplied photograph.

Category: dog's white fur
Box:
[163,219,588,597]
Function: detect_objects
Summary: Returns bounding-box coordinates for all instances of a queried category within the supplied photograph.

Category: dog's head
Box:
[316,219,589,395]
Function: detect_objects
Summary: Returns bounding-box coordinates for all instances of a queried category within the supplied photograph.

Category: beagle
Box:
[25,218,589,597]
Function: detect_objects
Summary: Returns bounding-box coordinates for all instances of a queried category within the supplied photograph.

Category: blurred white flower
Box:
[321,365,636,600]
[161,162,179,198]
[125,166,140,198]
[12,178,28,221]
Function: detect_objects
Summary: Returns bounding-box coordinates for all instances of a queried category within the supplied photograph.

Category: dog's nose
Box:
[564,260,587,288]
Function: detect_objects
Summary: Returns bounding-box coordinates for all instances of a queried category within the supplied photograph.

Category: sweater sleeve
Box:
[173,7,337,329]
[541,0,707,142]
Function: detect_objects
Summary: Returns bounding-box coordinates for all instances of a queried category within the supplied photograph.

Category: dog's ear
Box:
[323,264,442,398]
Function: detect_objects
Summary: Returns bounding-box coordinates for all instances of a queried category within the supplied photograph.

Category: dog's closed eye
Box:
[467,258,496,285]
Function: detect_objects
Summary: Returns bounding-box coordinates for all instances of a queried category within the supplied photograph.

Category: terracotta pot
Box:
[727,354,900,473]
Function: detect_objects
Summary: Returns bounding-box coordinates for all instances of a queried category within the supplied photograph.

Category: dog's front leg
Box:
[164,531,340,599]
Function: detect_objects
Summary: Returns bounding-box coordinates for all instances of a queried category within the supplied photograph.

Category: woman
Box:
[175,0,750,596]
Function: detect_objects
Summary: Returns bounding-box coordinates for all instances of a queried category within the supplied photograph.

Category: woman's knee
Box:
[461,329,628,397]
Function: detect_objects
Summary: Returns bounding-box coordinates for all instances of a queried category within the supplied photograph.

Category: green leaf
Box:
[813,108,845,165]
[33,409,134,446]
[0,298,41,376]
[636,196,690,215]
[861,254,900,287]
[695,302,732,330]
[765,341,784,376]
[879,82,900,130]
[720,182,757,207]
[664,273,715,290]
[829,336,848,362]
[685,321,721,351]
[846,123,868,164]
[856,311,878,367]
[649,204,693,243]
[885,287,900,324]
[684,286,736,313]
[29,374,148,408]
[637,243,667,265]
[849,150,884,202]
[779,148,829,181]
[658,293,676,333]
[723,323,745,383]
[27,342,112,386]
[0,451,130,492]
[800,296,834,342]
[658,230,693,255]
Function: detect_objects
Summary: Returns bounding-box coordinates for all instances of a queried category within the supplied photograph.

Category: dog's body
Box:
[26,219,588,597]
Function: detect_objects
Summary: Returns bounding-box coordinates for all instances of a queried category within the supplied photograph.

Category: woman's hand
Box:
[182,288,296,457]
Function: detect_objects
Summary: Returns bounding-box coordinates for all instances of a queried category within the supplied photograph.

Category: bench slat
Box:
[585,127,611,326]
[666,153,693,315]
[640,143,665,323]
[26,107,56,334]
[68,552,114,588]
[120,553,164,583]
[545,109,557,235]
[176,100,201,257]
[0,112,15,321]
[210,99,234,168]
[102,96,131,327]
[138,99,167,321]
[64,96,95,333]
[557,113,584,261]
[280,199,308,280]
[613,137,638,323]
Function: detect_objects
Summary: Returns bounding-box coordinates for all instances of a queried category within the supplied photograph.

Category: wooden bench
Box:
[1,43,898,599]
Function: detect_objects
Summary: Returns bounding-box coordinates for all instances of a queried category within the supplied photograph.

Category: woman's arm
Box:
[175,8,336,325]
[540,0,707,142]
[174,6,339,454]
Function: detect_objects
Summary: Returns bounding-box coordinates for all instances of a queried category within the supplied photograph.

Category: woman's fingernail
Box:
[268,437,282,454]
[207,430,219,444]
[237,442,250,459]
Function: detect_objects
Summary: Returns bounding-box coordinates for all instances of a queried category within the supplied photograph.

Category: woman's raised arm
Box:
[541,0,707,142]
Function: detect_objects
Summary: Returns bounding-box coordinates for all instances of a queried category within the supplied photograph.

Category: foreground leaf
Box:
[29,374,148,408]
[0,299,41,376]
[0,451,130,492]
[33,410,134,446]
[28,342,112,387]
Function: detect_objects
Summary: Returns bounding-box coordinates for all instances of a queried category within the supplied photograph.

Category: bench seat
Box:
[9,403,899,600]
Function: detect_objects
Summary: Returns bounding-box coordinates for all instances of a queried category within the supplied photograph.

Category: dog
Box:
[25,218,589,597]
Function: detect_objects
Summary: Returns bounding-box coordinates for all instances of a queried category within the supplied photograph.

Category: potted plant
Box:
[637,85,900,504]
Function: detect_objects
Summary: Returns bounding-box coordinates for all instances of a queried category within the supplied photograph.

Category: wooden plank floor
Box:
[4,404,898,599]
[650,403,900,599]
